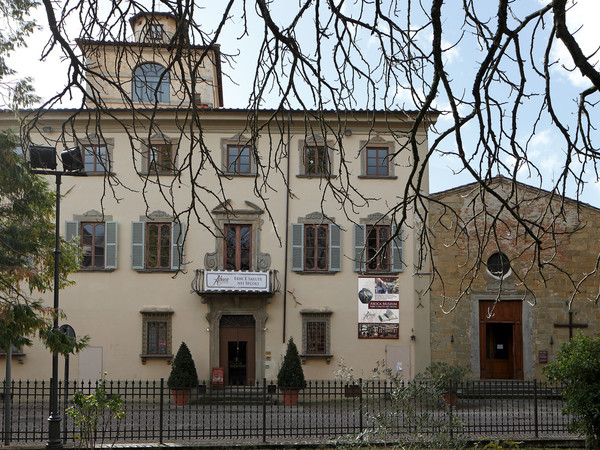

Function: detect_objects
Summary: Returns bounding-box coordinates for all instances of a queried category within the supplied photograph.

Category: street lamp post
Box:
[29,146,85,450]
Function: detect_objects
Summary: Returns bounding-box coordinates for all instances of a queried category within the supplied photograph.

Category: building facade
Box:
[429,177,600,380]
[1,12,436,383]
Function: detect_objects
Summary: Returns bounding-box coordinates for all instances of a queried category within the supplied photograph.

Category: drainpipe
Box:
[282,110,292,343]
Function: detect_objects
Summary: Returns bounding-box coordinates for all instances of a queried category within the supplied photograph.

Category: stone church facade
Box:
[429,177,600,380]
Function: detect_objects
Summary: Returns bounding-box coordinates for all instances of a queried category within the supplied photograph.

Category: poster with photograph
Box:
[357,276,400,339]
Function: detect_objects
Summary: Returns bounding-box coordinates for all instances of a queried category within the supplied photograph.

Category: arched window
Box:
[133,63,169,103]
[486,252,511,278]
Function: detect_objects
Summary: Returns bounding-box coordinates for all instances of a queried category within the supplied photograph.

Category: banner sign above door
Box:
[204,270,270,292]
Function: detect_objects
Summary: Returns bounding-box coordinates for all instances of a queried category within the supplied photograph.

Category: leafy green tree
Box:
[544,333,600,448]
[0,129,85,355]
[0,0,39,108]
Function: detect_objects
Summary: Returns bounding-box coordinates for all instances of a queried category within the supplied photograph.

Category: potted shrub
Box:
[421,362,469,406]
[277,337,306,406]
[335,358,361,398]
[167,342,198,406]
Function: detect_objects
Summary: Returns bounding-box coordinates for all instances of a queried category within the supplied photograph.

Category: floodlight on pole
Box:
[28,145,86,450]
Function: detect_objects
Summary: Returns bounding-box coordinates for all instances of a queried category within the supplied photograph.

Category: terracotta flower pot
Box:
[281,389,299,406]
[171,389,190,406]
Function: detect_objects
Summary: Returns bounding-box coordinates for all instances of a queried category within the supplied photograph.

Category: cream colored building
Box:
[1,12,436,384]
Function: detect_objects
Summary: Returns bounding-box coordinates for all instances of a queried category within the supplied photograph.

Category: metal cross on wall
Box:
[553,311,588,339]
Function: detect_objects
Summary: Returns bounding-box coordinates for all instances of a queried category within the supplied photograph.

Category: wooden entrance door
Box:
[479,301,523,379]
[219,315,256,385]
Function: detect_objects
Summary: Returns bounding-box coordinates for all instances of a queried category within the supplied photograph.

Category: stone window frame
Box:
[66,210,118,271]
[300,310,333,363]
[358,136,398,179]
[354,213,404,274]
[0,344,25,364]
[139,133,177,176]
[131,210,185,272]
[486,251,512,279]
[297,135,336,178]
[220,134,257,176]
[140,307,174,364]
[145,22,164,41]
[77,135,115,175]
[132,62,170,104]
[290,212,342,274]
[204,200,271,272]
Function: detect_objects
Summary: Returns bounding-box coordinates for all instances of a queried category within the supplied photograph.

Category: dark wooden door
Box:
[219,315,256,385]
[479,301,523,379]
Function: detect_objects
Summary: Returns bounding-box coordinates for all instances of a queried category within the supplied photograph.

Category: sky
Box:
[7,0,600,206]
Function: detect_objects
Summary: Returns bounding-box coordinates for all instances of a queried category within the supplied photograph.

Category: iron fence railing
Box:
[0,379,576,446]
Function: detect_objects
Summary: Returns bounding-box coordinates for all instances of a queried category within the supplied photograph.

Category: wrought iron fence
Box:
[0,379,576,446]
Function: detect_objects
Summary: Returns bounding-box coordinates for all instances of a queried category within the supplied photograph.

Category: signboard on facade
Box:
[212,367,224,386]
[204,270,270,292]
[357,276,400,339]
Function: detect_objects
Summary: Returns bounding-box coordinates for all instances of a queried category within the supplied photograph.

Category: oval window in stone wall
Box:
[486,252,511,278]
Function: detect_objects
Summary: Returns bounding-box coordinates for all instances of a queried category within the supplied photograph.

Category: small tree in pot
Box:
[277,337,306,406]
[168,342,198,406]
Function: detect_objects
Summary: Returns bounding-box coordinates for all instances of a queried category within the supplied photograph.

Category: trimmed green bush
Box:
[167,342,198,390]
[544,332,600,448]
[277,337,306,390]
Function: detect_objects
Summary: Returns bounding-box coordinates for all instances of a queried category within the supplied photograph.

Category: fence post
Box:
[534,379,539,438]
[262,379,267,443]
[449,379,454,440]
[359,378,363,436]
[159,378,164,445]
[3,378,11,445]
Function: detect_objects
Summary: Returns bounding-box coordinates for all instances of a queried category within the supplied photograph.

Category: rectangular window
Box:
[304,224,328,271]
[304,146,329,175]
[147,23,164,41]
[366,147,389,176]
[148,144,173,174]
[147,321,168,355]
[366,225,390,272]
[226,145,251,174]
[306,321,327,354]
[81,222,105,269]
[83,145,108,173]
[301,312,331,357]
[141,311,173,359]
[224,224,252,270]
[146,222,171,269]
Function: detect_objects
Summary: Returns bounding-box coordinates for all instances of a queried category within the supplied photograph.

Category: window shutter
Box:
[105,221,118,269]
[290,223,304,271]
[391,225,404,272]
[171,221,185,270]
[131,222,145,270]
[354,224,366,272]
[65,221,79,242]
[328,224,342,272]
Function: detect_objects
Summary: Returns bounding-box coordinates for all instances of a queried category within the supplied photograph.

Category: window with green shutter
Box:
[290,223,342,273]
[66,219,118,270]
[131,219,184,271]
[354,222,403,273]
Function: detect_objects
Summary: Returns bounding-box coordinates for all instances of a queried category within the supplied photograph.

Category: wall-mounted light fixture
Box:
[450,334,454,343]
[549,336,554,346]
[410,329,416,341]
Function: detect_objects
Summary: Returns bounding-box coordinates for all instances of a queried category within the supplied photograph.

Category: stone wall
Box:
[429,177,600,379]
